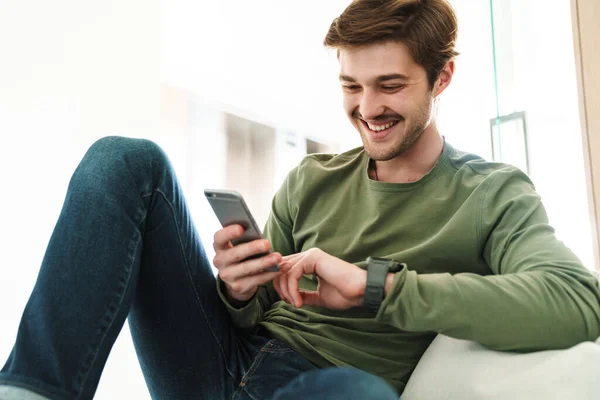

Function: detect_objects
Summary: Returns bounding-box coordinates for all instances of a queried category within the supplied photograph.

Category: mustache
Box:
[352,110,404,121]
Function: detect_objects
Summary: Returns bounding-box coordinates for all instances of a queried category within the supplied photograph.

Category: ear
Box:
[433,60,455,98]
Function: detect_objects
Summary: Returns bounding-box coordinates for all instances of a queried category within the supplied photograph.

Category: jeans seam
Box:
[72,207,143,399]
[145,188,238,383]
[232,343,270,400]
[261,339,294,353]
[261,348,294,353]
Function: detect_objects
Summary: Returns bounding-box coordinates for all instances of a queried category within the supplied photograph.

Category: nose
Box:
[358,89,385,121]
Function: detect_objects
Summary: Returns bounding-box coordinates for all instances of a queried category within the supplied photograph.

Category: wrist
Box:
[222,280,256,308]
[226,290,254,308]
[356,268,368,307]
[384,273,395,296]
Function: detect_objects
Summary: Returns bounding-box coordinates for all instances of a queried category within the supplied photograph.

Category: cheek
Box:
[387,96,410,115]
[342,95,357,116]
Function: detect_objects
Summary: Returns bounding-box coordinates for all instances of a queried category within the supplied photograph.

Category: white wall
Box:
[159,0,352,150]
[438,0,497,157]
[0,0,159,398]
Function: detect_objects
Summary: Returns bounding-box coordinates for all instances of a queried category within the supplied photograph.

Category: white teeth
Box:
[366,120,398,132]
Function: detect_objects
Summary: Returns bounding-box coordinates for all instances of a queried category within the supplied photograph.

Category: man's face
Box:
[339,41,435,161]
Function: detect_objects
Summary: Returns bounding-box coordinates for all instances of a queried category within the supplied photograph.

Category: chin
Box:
[366,149,402,162]
[363,142,403,161]
[358,131,400,161]
[363,133,423,161]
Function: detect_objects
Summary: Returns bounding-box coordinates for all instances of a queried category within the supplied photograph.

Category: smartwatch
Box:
[364,257,406,313]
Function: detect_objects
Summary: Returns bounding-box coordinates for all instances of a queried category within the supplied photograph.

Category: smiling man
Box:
[2,1,600,400]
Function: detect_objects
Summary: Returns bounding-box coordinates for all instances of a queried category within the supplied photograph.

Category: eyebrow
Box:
[338,73,410,83]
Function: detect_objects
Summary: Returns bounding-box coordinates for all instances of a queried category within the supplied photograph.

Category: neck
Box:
[373,124,444,184]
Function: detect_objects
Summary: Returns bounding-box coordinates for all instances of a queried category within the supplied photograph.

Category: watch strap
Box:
[364,258,390,313]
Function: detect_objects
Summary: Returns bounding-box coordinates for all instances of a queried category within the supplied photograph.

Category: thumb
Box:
[299,290,323,307]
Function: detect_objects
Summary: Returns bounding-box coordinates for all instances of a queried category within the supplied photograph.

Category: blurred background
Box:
[0,0,598,398]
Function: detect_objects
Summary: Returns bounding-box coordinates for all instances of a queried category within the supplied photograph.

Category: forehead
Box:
[338,41,424,82]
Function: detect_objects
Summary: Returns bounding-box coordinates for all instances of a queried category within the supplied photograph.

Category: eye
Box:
[381,85,405,92]
[342,85,361,92]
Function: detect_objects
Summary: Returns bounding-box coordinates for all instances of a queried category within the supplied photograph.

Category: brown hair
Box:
[324,0,459,88]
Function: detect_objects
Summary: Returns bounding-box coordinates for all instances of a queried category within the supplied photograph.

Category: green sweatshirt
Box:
[217,140,600,393]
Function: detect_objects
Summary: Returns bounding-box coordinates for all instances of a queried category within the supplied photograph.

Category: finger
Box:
[221,239,271,267]
[272,276,284,301]
[287,265,307,307]
[220,252,282,282]
[299,290,322,307]
[278,270,293,304]
[225,270,281,296]
[281,253,303,264]
[278,259,293,273]
[213,225,244,251]
[280,252,309,274]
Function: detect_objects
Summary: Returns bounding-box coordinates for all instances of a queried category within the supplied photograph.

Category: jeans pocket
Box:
[233,339,319,400]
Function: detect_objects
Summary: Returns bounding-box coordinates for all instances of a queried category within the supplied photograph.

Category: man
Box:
[2,0,600,399]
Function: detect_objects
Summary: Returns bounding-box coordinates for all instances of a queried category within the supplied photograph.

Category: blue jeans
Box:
[0,137,399,400]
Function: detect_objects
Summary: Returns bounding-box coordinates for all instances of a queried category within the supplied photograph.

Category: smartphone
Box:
[204,189,279,272]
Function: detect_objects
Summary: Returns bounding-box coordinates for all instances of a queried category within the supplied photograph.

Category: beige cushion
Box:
[402,334,600,400]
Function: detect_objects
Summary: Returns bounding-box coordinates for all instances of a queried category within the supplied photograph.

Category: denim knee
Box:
[72,136,171,194]
[272,367,399,400]
[86,136,167,168]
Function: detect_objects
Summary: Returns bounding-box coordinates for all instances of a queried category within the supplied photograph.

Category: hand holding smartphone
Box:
[205,189,280,272]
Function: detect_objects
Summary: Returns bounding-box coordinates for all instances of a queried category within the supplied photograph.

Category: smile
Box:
[365,120,399,132]
[360,119,400,140]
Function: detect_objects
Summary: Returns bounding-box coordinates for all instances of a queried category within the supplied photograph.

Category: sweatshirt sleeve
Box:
[216,164,300,331]
[216,277,279,331]
[376,167,600,351]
